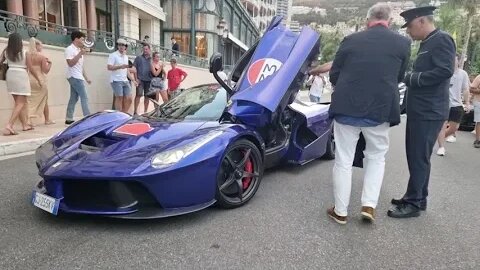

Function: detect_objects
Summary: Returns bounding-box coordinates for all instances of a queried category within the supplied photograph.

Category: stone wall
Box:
[0,38,216,127]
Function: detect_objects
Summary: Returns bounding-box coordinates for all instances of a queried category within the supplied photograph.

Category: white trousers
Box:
[332,120,390,216]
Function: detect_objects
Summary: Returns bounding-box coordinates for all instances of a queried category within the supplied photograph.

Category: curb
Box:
[0,137,50,157]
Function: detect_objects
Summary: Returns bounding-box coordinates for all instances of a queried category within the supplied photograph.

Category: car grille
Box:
[62,180,159,210]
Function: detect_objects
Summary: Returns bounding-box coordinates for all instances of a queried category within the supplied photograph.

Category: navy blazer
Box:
[329,25,411,126]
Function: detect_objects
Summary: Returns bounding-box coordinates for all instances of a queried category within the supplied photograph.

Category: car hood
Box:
[52,117,217,162]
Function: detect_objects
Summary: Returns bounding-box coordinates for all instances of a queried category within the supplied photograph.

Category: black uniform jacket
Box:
[404,29,456,120]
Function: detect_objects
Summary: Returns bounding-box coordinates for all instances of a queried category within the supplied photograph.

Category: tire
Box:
[322,129,335,160]
[215,139,264,209]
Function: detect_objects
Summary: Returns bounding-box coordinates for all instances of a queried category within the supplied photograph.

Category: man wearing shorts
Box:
[107,38,131,113]
[470,74,480,148]
[436,53,470,156]
[133,43,152,115]
[167,58,187,99]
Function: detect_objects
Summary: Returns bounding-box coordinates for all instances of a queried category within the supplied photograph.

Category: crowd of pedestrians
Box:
[1,31,189,133]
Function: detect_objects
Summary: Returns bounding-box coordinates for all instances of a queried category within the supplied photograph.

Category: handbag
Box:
[0,63,7,81]
[150,77,165,90]
[0,50,7,81]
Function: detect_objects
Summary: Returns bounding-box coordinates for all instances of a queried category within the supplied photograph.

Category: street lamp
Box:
[217,18,227,38]
[216,18,229,65]
[222,28,229,39]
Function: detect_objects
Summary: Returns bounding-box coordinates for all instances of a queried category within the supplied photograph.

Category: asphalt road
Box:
[1,121,479,270]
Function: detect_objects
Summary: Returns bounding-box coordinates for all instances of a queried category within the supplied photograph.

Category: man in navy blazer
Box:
[324,3,411,224]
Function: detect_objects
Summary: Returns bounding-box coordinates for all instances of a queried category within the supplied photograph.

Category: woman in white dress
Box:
[306,74,325,103]
[0,33,41,135]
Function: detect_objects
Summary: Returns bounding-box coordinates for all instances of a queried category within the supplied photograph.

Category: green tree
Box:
[320,30,344,63]
[447,0,479,69]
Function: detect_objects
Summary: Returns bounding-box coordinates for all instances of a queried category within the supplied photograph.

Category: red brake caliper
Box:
[242,157,253,190]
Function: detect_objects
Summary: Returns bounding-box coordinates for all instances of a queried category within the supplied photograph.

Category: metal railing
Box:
[0,10,209,68]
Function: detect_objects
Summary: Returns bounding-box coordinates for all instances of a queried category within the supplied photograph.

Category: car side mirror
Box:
[209,53,223,73]
[209,52,233,96]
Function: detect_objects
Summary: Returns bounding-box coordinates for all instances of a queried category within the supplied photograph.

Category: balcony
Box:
[0,10,208,68]
[241,0,260,15]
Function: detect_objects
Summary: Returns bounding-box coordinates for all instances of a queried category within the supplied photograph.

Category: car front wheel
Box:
[215,139,263,209]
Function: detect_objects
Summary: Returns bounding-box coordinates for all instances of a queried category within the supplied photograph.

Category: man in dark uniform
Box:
[388,6,456,218]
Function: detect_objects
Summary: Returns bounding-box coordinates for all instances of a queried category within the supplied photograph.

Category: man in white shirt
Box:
[64,31,91,125]
[306,74,325,103]
[217,67,228,83]
[436,53,471,156]
[107,38,131,113]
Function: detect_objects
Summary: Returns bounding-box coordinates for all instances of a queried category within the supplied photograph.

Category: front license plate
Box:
[32,192,60,215]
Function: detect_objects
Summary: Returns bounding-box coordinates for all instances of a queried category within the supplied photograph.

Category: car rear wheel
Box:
[322,130,335,160]
[215,139,263,209]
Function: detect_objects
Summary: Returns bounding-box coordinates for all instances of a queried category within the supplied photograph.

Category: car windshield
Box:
[149,85,227,121]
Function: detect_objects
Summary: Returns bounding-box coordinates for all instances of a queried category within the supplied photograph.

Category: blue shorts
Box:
[111,81,132,97]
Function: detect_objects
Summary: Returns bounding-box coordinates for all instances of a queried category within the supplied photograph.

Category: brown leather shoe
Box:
[327,207,347,225]
[361,206,375,222]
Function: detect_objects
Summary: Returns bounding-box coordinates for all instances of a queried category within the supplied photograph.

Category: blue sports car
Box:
[32,17,335,219]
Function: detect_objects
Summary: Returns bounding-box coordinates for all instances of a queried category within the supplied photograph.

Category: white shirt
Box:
[107,51,129,82]
[65,44,84,80]
[308,75,325,97]
[448,69,470,107]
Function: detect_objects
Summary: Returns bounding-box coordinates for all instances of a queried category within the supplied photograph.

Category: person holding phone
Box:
[107,38,131,113]
[65,31,91,125]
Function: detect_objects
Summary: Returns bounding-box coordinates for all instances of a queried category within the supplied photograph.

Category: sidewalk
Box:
[0,91,333,157]
[0,122,65,157]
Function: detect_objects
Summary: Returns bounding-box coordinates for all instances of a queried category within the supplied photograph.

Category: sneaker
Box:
[436,147,446,156]
[65,120,75,125]
[327,207,347,225]
[446,135,456,143]
[361,206,375,222]
[474,140,480,148]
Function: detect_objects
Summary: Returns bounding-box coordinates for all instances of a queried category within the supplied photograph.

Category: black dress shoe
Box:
[65,120,75,125]
[387,203,421,218]
[391,198,427,211]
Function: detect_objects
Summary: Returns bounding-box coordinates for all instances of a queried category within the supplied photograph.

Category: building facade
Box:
[1,0,260,68]
[1,0,166,46]
[240,0,277,33]
[162,0,260,67]
[288,20,300,34]
[276,0,292,23]
[118,0,166,45]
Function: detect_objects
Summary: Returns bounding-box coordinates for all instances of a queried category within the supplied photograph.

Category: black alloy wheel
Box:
[215,139,263,209]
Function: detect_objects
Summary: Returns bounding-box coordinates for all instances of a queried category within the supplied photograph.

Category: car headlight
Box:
[151,130,223,169]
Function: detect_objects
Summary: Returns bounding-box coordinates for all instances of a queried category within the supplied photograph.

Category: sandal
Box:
[45,120,56,125]
[23,125,35,131]
[3,127,19,136]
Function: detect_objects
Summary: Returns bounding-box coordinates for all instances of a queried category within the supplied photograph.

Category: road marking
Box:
[0,151,35,161]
